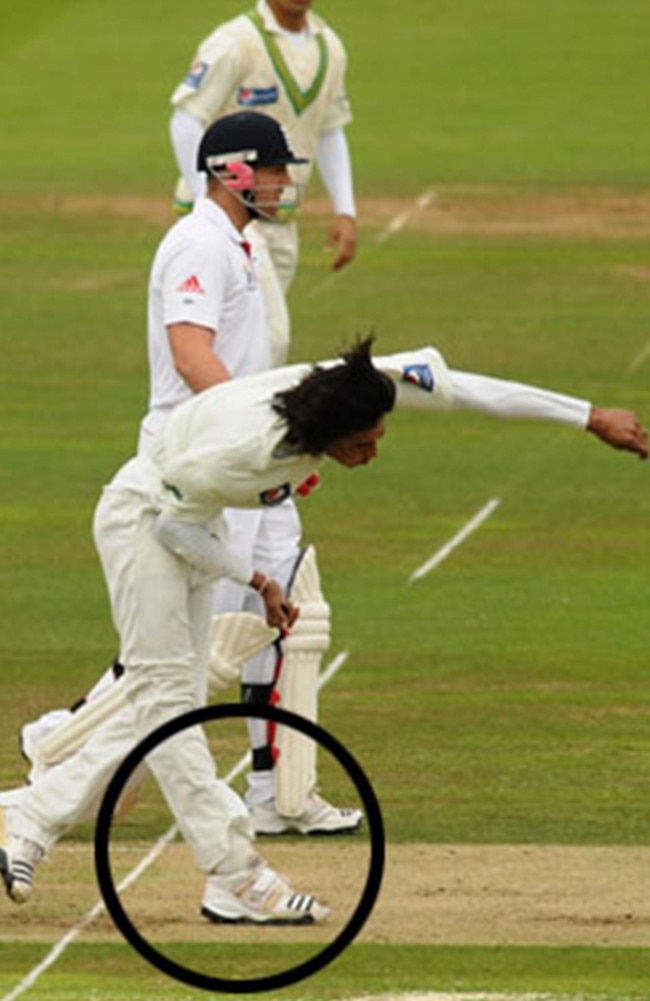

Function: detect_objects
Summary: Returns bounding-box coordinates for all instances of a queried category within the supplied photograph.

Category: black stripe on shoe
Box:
[11,860,33,886]
[0,848,14,897]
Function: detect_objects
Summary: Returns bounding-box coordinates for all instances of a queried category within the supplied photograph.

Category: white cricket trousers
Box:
[247,219,298,367]
[12,486,254,874]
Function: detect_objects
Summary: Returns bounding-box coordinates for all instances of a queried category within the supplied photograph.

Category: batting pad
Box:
[208,612,279,693]
[275,546,331,817]
[36,680,128,767]
[34,613,280,770]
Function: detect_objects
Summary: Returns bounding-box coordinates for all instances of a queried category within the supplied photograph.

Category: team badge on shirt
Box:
[238,85,279,107]
[402,364,435,392]
[185,60,209,89]
[259,483,291,506]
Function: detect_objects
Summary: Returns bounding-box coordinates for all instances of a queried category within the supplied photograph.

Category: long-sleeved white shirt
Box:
[104,345,591,584]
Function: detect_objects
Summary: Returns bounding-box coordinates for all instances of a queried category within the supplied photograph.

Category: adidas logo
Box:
[176,275,205,294]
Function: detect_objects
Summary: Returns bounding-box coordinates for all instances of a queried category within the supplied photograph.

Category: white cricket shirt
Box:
[170,0,351,190]
[110,345,591,554]
[143,198,269,435]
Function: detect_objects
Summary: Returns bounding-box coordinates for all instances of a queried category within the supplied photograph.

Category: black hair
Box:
[272,335,396,456]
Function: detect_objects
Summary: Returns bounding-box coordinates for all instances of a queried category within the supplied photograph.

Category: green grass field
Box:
[2,1,650,999]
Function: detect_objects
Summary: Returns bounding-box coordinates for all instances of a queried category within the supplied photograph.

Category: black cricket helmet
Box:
[197,111,309,175]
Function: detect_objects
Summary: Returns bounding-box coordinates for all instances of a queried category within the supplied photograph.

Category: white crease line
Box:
[376,211,409,242]
[305,269,337,298]
[409,498,502,583]
[1,905,103,1001]
[306,188,436,296]
[376,188,436,244]
[316,649,349,687]
[0,651,350,1001]
[417,191,435,210]
[627,338,650,374]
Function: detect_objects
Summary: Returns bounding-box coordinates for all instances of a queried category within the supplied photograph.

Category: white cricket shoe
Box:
[0,811,43,904]
[202,857,329,925]
[250,792,363,836]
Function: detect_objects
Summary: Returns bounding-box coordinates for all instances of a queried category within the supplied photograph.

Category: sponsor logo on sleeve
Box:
[176,275,205,295]
[402,363,435,392]
[237,85,279,107]
[259,483,291,506]
[185,60,209,89]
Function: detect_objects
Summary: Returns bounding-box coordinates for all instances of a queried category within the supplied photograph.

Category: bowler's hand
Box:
[261,579,300,630]
[587,407,648,459]
[325,214,357,271]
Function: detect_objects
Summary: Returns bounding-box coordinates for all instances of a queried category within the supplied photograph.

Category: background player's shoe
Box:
[0,812,43,904]
[250,792,363,836]
[202,857,329,925]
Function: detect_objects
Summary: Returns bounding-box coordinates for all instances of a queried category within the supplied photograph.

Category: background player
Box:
[170,0,356,365]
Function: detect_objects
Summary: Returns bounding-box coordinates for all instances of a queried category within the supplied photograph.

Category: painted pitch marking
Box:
[306,189,435,297]
[627,338,650,374]
[376,189,436,244]
[409,497,502,583]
